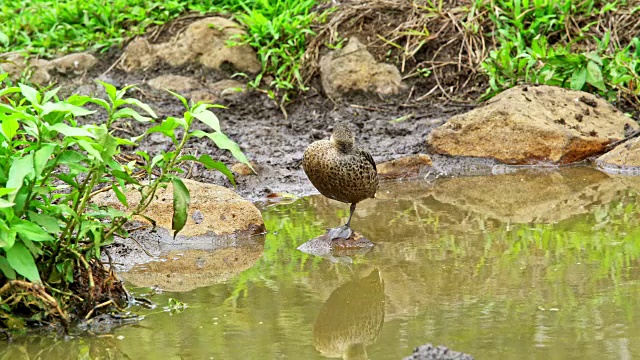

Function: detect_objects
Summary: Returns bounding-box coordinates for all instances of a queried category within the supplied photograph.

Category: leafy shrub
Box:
[0,0,329,105]
[232,0,329,105]
[480,0,640,105]
[0,73,250,328]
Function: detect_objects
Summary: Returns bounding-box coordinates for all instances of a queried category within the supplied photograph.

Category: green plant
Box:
[231,0,331,108]
[0,74,250,329]
[479,0,640,106]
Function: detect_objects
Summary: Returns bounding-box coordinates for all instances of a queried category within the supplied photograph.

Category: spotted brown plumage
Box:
[303,122,378,240]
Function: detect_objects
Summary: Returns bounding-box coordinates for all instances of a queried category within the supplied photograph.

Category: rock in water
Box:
[428,85,639,165]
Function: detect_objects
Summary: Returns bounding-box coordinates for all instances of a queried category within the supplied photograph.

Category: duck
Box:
[302,122,378,241]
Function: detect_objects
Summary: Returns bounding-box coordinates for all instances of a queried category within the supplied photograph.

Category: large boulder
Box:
[320,37,403,99]
[93,178,265,238]
[121,17,261,74]
[427,85,639,165]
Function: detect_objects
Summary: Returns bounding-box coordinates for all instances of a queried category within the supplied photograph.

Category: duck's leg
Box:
[326,203,356,241]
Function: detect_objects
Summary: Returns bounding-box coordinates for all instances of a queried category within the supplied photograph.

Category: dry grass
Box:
[302,0,640,108]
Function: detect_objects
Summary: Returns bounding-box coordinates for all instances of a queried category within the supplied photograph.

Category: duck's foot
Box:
[326,225,352,241]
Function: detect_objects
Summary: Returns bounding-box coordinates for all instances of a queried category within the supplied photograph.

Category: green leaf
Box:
[0,199,15,208]
[67,94,111,112]
[57,150,87,164]
[42,87,60,103]
[111,170,141,185]
[77,139,103,160]
[198,154,236,186]
[97,80,117,101]
[34,144,57,174]
[0,31,8,46]
[6,154,34,201]
[96,130,118,162]
[28,211,61,234]
[207,132,253,168]
[0,188,15,197]
[192,108,221,132]
[112,107,151,123]
[148,117,178,143]
[119,98,157,118]
[585,52,603,66]
[570,66,587,90]
[48,123,96,138]
[0,230,16,249]
[586,61,607,91]
[111,181,129,207]
[171,177,190,239]
[19,84,40,105]
[6,242,41,283]
[1,117,19,141]
[167,90,189,109]
[41,102,95,116]
[13,220,55,241]
[0,256,16,279]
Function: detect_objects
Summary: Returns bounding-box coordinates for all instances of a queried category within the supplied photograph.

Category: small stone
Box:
[378,154,432,180]
[188,90,218,104]
[207,79,247,100]
[597,136,640,173]
[0,53,51,85]
[320,37,403,98]
[120,37,157,72]
[231,162,256,176]
[147,74,200,93]
[192,210,204,224]
[49,52,97,74]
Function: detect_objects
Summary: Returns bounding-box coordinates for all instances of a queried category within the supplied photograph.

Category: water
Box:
[3,167,640,359]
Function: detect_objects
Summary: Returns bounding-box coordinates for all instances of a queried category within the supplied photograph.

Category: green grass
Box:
[0,0,326,105]
[477,0,640,106]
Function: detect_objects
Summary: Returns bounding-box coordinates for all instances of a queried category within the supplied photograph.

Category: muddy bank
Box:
[73,62,474,201]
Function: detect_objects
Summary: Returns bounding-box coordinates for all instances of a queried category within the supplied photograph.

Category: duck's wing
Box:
[358,148,377,172]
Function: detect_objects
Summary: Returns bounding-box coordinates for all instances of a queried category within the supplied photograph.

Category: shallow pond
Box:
[3,167,640,359]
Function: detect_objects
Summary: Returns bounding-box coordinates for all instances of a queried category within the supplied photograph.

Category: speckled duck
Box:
[302,122,378,240]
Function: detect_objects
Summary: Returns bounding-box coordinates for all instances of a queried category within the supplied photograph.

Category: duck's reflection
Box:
[313,268,385,360]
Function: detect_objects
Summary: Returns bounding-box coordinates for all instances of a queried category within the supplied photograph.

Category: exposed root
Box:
[0,280,69,329]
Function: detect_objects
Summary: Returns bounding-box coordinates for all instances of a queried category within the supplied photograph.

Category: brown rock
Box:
[121,18,261,74]
[189,90,218,104]
[163,17,260,72]
[147,74,199,93]
[120,37,157,72]
[427,85,639,165]
[49,52,97,74]
[92,178,265,237]
[230,162,257,176]
[0,53,51,85]
[377,154,432,180]
[207,79,247,100]
[596,137,640,174]
[320,37,403,98]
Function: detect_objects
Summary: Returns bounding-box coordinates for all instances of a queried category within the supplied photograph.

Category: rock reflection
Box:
[122,238,264,292]
[313,268,385,360]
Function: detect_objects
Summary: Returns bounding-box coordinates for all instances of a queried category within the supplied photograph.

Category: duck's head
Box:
[330,122,354,153]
